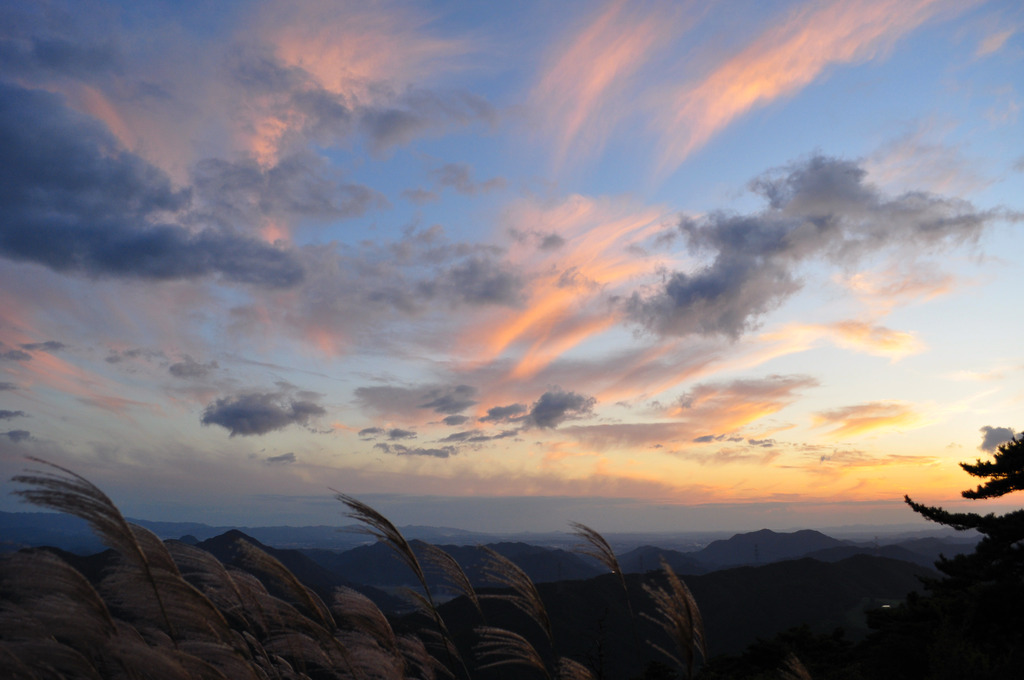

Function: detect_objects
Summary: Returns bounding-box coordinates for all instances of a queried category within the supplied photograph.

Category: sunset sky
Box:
[1,0,1022,532]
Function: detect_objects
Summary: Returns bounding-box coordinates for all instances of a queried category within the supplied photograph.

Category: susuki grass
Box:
[2,459,715,679]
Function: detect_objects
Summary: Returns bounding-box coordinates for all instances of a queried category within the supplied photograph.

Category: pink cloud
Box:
[656,0,957,170]
[813,401,925,439]
[530,0,685,167]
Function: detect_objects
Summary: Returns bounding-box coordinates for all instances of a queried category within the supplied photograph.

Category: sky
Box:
[1,0,1022,533]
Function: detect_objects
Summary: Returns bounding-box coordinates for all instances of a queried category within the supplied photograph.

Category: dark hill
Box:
[196,530,404,613]
[422,554,936,679]
[696,528,847,567]
[618,544,707,574]
[303,539,602,590]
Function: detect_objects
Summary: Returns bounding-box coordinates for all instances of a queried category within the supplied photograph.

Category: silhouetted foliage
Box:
[859,431,1024,679]
[2,459,712,680]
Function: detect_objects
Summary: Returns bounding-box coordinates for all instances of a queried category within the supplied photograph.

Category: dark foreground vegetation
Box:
[2,434,1022,679]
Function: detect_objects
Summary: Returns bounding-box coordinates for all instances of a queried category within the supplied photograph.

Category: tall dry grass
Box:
[2,459,711,679]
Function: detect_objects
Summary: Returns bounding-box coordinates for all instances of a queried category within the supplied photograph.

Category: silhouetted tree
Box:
[863,432,1024,679]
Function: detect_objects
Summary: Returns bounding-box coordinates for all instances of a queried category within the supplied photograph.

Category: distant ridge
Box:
[617,545,708,574]
[695,528,847,567]
[195,529,406,612]
[303,539,603,590]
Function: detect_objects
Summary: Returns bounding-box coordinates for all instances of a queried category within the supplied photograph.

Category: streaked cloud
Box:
[531,0,684,167]
[656,0,954,170]
[976,27,1016,57]
[813,401,923,439]
[567,374,816,450]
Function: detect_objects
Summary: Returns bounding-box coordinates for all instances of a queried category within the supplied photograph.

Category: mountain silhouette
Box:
[196,529,405,612]
[695,528,847,567]
[303,539,602,590]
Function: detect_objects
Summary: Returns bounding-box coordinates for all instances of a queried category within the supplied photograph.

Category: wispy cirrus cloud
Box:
[655,0,958,170]
[566,374,816,450]
[813,401,924,439]
[461,194,670,377]
[762,320,925,361]
[530,0,685,167]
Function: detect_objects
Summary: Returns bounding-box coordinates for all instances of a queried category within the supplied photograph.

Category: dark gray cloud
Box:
[266,452,297,464]
[528,388,596,429]
[628,155,1000,338]
[431,163,505,195]
[693,434,745,443]
[3,430,30,442]
[285,227,525,339]
[373,442,456,458]
[355,383,477,419]
[539,233,566,250]
[442,415,469,426]
[421,257,525,307]
[227,46,354,146]
[360,90,495,154]
[359,427,384,438]
[0,382,16,391]
[402,188,438,205]
[479,403,527,424]
[0,410,26,420]
[674,447,781,466]
[191,153,387,227]
[168,356,218,379]
[440,429,519,443]
[0,349,31,361]
[0,6,123,82]
[228,48,493,155]
[0,83,304,288]
[979,426,1016,452]
[419,384,478,414]
[20,341,65,352]
[106,347,164,364]
[201,391,326,437]
[387,428,417,440]
[510,229,566,251]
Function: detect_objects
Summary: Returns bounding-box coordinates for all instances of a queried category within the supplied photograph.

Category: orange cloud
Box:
[249,0,471,164]
[657,0,952,170]
[827,320,924,359]
[462,195,671,378]
[839,265,956,313]
[813,401,924,439]
[670,374,817,432]
[531,0,683,167]
[764,319,924,360]
[568,374,816,450]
